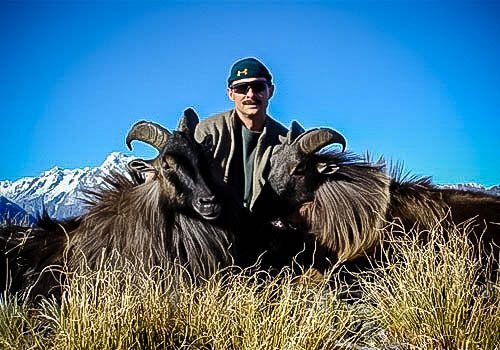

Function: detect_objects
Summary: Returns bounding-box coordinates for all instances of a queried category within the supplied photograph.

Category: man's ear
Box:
[268,84,275,99]
[227,87,235,102]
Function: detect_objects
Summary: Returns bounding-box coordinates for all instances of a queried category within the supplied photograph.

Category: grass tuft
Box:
[361,222,500,349]
[0,221,498,349]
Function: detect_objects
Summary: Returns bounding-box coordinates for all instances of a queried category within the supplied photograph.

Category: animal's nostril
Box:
[199,196,216,205]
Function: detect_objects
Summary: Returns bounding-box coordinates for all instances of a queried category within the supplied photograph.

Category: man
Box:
[194,57,288,215]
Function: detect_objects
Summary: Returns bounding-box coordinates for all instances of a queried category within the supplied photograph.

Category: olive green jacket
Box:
[194,109,288,211]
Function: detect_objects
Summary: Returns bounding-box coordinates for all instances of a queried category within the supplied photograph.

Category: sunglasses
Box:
[230,81,269,94]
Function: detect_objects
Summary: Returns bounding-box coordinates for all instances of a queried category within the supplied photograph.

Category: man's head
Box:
[227,58,274,123]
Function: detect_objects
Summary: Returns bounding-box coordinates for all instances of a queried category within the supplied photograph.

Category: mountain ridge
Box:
[0,152,135,219]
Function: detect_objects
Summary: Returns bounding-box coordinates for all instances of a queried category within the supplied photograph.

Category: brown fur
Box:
[268,144,500,267]
[68,172,233,277]
[1,112,236,300]
[388,176,449,232]
[308,164,500,264]
[389,178,500,261]
[1,170,234,300]
[306,164,391,262]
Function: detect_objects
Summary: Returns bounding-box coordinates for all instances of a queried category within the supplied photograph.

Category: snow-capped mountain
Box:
[0,152,135,220]
[440,183,500,197]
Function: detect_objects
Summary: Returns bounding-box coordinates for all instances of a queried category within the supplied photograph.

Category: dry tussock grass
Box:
[0,221,498,349]
[360,221,500,349]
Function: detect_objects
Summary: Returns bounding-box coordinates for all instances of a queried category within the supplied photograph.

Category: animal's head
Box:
[125,108,221,220]
[268,121,347,207]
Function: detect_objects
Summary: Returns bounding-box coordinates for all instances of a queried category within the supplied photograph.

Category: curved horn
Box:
[126,121,171,151]
[178,108,200,135]
[296,128,347,155]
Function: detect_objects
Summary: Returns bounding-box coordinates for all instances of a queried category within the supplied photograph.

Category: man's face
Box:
[227,77,274,119]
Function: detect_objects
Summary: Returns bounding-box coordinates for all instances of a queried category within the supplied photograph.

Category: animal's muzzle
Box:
[194,196,221,220]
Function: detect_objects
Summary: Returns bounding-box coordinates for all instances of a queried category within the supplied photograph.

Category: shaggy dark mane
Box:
[388,163,451,233]
[67,170,233,278]
[305,150,391,261]
[388,160,434,187]
[80,169,143,207]
[1,112,238,300]
[0,212,73,300]
[270,143,500,268]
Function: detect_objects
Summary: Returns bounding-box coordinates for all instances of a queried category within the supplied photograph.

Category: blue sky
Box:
[1,1,499,185]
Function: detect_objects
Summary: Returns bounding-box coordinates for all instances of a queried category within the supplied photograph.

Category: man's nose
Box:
[246,87,255,97]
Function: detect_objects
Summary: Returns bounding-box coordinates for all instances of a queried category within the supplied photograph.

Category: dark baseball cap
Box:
[227,57,272,86]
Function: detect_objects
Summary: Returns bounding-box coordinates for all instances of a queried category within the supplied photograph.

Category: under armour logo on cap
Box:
[237,68,248,77]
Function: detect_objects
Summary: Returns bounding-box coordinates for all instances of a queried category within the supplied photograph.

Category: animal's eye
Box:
[176,156,197,178]
[292,163,307,175]
[162,153,197,178]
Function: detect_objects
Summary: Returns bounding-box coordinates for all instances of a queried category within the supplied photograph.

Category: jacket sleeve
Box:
[194,123,209,144]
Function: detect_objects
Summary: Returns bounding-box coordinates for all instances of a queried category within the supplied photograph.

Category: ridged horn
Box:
[126,121,171,151]
[296,128,347,155]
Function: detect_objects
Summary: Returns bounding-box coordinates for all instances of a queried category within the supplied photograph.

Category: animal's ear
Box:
[286,121,305,143]
[316,162,340,175]
[178,108,200,136]
[127,159,158,174]
[295,128,347,155]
